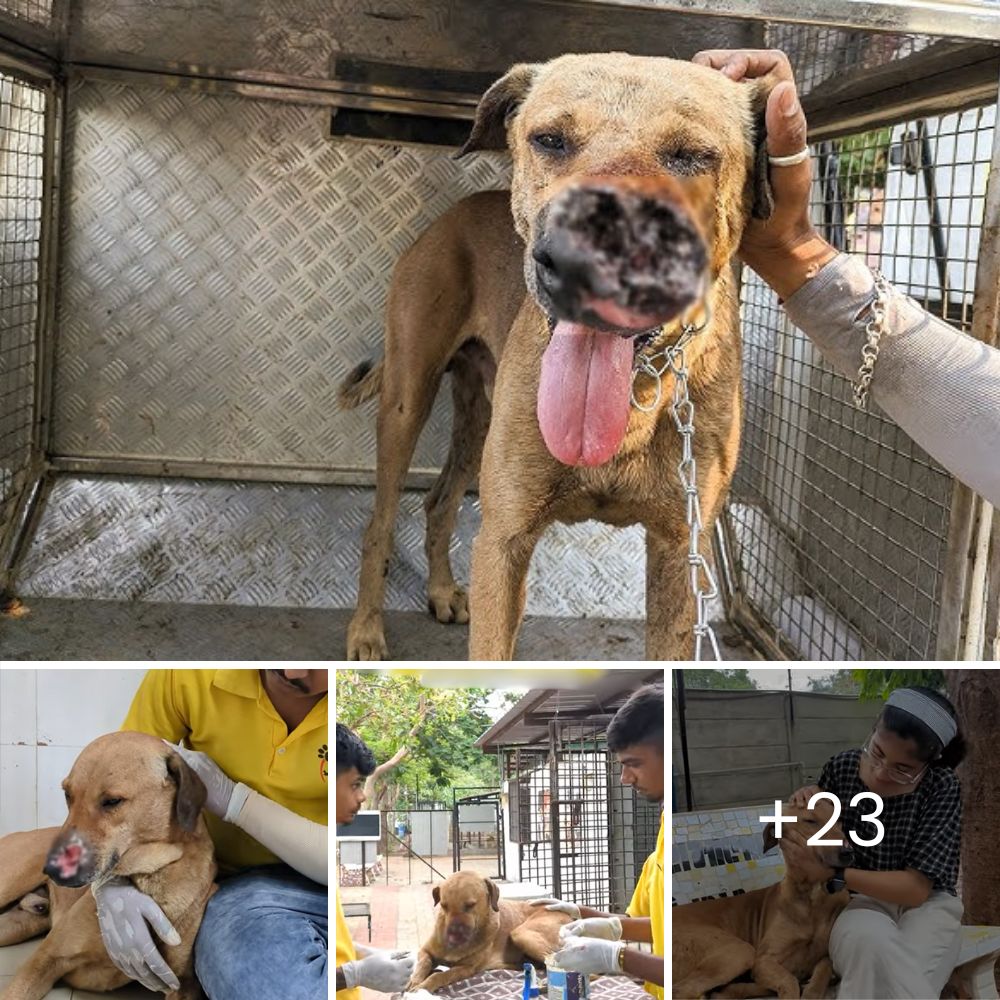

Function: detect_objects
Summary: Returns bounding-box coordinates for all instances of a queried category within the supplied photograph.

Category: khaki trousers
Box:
[831,890,963,999]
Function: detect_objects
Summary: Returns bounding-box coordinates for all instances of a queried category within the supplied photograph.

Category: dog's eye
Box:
[660,148,717,175]
[465,902,475,911]
[531,132,568,155]
[101,797,124,809]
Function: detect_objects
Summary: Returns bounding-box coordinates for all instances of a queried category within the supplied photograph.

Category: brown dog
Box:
[672,799,854,1000]
[408,871,571,993]
[340,52,774,660]
[0,731,217,1000]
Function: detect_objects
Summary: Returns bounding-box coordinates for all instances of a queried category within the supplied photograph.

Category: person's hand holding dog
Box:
[93,878,182,994]
[164,740,250,823]
[692,48,839,300]
[529,897,581,919]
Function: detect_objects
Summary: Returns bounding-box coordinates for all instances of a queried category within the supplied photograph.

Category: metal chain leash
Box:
[631,303,722,661]
[852,269,891,410]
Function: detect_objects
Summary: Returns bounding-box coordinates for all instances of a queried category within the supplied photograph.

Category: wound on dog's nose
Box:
[545,182,707,321]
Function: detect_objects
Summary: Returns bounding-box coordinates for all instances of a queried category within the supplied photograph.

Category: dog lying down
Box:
[407,871,572,993]
[0,731,217,1000]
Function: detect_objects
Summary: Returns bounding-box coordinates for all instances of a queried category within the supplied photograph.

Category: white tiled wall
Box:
[0,669,149,836]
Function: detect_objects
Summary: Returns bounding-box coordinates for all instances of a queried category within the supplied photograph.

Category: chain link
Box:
[853,269,891,410]
[631,304,721,661]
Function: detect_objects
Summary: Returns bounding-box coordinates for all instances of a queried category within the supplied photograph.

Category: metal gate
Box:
[452,786,504,880]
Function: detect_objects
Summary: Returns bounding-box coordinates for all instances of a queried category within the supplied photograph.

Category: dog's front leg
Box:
[413,963,483,994]
[469,522,541,659]
[406,949,438,991]
[0,939,74,1000]
[801,956,834,999]
[751,956,800,999]
[645,529,697,660]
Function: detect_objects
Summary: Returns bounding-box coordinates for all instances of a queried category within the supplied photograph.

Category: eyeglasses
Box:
[860,739,927,785]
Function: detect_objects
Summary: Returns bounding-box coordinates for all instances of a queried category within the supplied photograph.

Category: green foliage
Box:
[336,670,503,807]
[850,669,946,702]
[679,669,759,691]
[836,127,894,204]
[808,671,860,696]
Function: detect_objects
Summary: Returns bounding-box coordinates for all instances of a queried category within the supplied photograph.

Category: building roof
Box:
[476,669,664,750]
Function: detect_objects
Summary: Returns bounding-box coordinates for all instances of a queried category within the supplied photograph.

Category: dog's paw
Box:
[346,613,388,660]
[427,584,469,625]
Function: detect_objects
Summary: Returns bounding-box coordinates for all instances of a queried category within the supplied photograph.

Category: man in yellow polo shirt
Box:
[101,668,328,1000]
[541,683,665,999]
[335,723,415,997]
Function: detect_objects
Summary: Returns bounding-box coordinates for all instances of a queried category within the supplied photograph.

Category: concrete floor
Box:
[1,597,760,660]
[0,938,154,998]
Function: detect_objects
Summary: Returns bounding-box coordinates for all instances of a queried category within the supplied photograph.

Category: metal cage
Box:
[0,1,997,659]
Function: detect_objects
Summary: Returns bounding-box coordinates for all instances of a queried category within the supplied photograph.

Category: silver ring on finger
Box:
[768,148,810,166]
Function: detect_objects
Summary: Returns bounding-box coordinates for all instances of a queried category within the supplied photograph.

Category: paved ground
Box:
[3,598,761,659]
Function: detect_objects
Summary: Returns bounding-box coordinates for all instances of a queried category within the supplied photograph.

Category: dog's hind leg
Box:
[346,325,445,660]
[424,342,493,626]
[0,905,49,947]
[673,938,755,999]
[509,924,562,964]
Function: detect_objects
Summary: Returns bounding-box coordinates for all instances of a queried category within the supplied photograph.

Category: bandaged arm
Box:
[227,786,327,885]
[781,253,1000,507]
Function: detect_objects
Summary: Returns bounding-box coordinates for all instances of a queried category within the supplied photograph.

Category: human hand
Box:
[341,949,416,992]
[163,741,247,822]
[790,784,821,809]
[550,936,625,975]
[691,48,837,297]
[92,878,182,993]
[559,916,622,942]
[529,897,581,919]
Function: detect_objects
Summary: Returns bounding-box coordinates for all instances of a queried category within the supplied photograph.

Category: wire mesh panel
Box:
[731,103,996,660]
[0,71,45,543]
[0,0,52,26]
[502,727,659,912]
[767,23,938,99]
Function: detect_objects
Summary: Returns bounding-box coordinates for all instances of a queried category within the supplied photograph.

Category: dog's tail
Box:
[338,357,384,410]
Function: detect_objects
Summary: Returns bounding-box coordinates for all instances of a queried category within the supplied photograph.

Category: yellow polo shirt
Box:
[626,811,664,1000]
[335,887,362,1000]
[121,669,328,873]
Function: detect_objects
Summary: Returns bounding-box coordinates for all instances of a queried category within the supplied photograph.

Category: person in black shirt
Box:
[786,686,965,999]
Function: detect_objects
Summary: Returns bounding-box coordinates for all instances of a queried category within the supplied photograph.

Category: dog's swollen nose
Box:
[44,835,92,887]
[535,175,708,468]
[536,176,708,332]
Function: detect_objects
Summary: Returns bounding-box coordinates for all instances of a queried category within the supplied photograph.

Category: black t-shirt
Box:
[818,748,961,895]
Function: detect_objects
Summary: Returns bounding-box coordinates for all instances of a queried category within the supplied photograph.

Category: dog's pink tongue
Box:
[537,320,633,466]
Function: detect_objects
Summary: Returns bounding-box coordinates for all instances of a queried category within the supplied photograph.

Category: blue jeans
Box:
[194,864,328,1000]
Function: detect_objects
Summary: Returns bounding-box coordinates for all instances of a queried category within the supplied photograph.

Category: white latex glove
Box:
[92,878,181,993]
[529,897,581,919]
[560,915,622,942]
[163,740,249,822]
[550,937,625,975]
[341,949,415,992]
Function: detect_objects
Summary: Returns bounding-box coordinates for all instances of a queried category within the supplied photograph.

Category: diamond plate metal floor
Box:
[1,598,759,661]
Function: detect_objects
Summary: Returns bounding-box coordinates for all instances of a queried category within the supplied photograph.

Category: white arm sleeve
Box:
[782,253,1000,507]
[230,785,328,886]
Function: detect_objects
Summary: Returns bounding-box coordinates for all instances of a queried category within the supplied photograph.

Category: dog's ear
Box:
[165,750,208,833]
[432,885,441,907]
[762,822,778,854]
[484,878,500,912]
[748,80,775,221]
[455,63,541,158]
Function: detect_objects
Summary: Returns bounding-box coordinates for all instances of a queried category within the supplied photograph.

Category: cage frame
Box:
[0,2,996,658]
